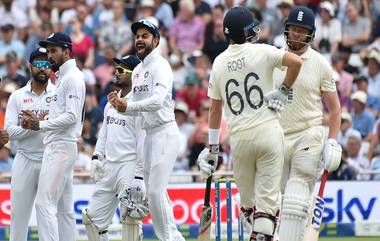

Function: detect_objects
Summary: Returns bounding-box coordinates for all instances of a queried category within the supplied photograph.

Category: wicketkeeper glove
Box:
[264,84,292,112]
[130,177,146,203]
[323,138,342,172]
[118,184,150,221]
[197,145,218,179]
[91,154,105,181]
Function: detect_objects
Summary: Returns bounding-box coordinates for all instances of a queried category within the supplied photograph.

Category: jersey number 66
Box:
[225,72,263,115]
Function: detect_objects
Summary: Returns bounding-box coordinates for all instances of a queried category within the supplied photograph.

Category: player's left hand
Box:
[118,184,150,221]
[264,84,291,112]
[108,91,127,112]
[130,177,146,203]
[323,138,342,172]
[119,198,150,221]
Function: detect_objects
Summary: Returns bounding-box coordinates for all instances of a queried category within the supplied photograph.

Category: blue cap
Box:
[131,19,160,39]
[223,7,260,44]
[29,47,48,63]
[39,32,72,51]
[113,55,141,70]
[286,6,315,31]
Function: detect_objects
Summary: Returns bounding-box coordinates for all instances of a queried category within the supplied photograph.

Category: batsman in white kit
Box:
[21,32,86,241]
[271,6,342,241]
[83,55,148,241]
[197,7,302,241]
[5,47,55,241]
[108,19,185,241]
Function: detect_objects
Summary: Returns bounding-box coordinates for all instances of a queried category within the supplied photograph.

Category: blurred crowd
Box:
[0,0,380,183]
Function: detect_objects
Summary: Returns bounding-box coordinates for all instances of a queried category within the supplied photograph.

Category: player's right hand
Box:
[0,129,9,147]
[197,147,218,179]
[91,155,105,181]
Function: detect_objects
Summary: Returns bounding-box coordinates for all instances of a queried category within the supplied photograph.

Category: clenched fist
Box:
[108,91,127,112]
[0,129,9,148]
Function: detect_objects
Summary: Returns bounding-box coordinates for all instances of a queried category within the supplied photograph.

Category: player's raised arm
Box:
[281,51,302,88]
[265,51,302,112]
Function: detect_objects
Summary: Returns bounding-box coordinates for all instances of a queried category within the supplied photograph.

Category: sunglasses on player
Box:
[116,66,133,75]
[32,60,51,69]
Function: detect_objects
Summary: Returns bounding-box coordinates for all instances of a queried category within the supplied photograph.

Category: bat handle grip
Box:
[318,169,329,197]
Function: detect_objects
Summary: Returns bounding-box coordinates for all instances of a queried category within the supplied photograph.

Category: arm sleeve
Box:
[320,58,337,92]
[5,93,35,140]
[40,77,85,130]
[123,64,171,113]
[265,44,286,69]
[93,105,109,157]
[134,116,145,178]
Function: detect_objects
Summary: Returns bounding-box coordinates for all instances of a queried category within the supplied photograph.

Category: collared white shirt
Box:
[122,48,176,130]
[208,43,285,134]
[273,47,337,135]
[40,59,86,144]
[5,80,55,161]
[95,92,145,177]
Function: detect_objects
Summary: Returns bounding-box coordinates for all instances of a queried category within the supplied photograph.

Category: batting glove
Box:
[91,155,105,181]
[197,146,218,179]
[323,138,342,172]
[264,84,291,112]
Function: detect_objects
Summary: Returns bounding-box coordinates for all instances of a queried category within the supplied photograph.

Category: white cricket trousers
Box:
[35,141,77,241]
[144,122,184,241]
[281,126,325,193]
[229,119,284,216]
[87,161,136,229]
[10,152,41,241]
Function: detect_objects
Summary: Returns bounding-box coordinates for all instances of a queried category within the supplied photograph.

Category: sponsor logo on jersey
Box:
[106,116,127,126]
[133,85,149,93]
[69,94,80,100]
[23,98,33,103]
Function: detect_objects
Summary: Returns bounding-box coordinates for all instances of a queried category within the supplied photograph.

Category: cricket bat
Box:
[198,161,214,241]
[303,169,329,241]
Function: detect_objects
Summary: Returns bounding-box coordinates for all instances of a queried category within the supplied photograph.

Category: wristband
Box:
[210,144,219,154]
[208,128,220,145]
[279,83,291,95]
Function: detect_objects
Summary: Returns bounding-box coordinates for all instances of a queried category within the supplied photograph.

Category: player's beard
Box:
[49,54,64,72]
[136,40,154,61]
[32,71,49,84]
[114,75,129,88]
[287,38,307,51]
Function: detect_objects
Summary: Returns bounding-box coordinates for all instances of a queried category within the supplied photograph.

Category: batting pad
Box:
[122,216,143,241]
[279,178,310,241]
[82,209,109,241]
